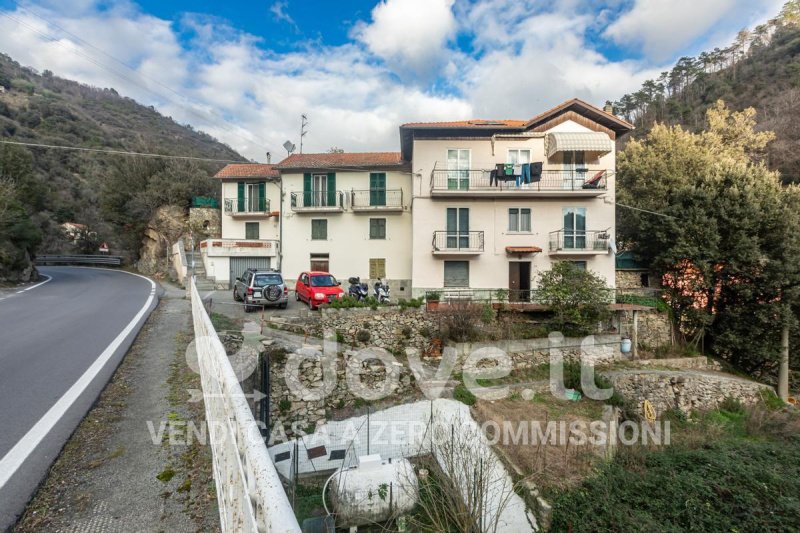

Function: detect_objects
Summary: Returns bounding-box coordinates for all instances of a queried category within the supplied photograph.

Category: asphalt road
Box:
[0,267,158,531]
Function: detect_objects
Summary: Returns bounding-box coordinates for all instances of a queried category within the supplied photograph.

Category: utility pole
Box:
[299,114,308,154]
[779,304,790,402]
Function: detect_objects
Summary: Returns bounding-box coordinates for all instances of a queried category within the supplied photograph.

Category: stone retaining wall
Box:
[315,306,438,353]
[603,369,772,417]
[619,309,672,349]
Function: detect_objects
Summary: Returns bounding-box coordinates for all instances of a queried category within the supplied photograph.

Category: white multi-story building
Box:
[400,98,633,298]
[275,152,414,298]
[204,99,633,297]
[200,164,281,287]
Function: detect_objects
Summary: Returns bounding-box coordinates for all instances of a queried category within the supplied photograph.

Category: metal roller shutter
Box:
[229,257,271,288]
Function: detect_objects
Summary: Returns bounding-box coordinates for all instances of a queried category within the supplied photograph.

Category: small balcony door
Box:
[312,174,328,207]
[562,151,587,189]
[563,207,586,249]
[446,207,469,249]
[446,149,470,190]
[369,172,386,206]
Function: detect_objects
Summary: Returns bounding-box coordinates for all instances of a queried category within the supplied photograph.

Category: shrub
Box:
[562,361,625,407]
[440,303,482,342]
[426,291,441,302]
[494,289,509,302]
[453,383,476,406]
[356,329,371,343]
[480,304,495,324]
[537,262,612,334]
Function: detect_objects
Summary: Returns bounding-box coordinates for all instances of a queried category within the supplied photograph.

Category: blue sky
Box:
[0,0,785,159]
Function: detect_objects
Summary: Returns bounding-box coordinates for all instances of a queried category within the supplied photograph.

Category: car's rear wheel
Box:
[295,291,301,301]
[233,288,240,302]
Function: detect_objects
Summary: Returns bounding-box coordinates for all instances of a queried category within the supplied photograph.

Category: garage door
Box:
[229,257,271,288]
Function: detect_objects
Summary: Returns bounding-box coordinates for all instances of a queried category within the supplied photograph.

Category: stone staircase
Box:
[186,251,217,291]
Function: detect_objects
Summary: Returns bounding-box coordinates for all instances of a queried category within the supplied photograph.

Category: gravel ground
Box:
[13,283,219,533]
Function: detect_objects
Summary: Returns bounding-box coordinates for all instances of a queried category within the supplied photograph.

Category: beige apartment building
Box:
[200,164,282,287]
[203,99,632,298]
[400,99,633,299]
[275,152,414,297]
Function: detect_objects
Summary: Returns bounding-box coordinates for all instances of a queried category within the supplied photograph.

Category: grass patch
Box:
[453,383,476,406]
[210,311,240,333]
[156,467,176,483]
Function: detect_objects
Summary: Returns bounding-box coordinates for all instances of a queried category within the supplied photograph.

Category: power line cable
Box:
[0,7,268,154]
[614,201,677,219]
[0,139,245,163]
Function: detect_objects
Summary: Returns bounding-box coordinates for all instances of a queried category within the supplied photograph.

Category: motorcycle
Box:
[374,279,390,304]
[348,276,369,301]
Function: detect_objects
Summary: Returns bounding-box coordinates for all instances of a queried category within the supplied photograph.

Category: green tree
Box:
[537,262,612,335]
[617,102,800,375]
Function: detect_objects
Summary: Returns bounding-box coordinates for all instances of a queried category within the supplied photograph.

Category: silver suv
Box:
[233,268,288,312]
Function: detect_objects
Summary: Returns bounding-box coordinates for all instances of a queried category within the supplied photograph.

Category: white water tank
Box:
[329,455,418,528]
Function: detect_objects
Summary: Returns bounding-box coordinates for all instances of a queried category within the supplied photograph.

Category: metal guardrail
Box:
[34,255,122,266]
[189,277,300,533]
[423,287,664,307]
[431,169,607,192]
[548,230,610,252]
[224,198,271,215]
[432,231,485,252]
[289,190,345,211]
[350,188,404,209]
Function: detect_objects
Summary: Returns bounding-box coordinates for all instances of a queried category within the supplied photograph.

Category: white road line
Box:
[0,275,52,302]
[0,270,157,490]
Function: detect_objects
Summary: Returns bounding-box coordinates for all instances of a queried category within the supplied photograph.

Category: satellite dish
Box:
[283,141,296,154]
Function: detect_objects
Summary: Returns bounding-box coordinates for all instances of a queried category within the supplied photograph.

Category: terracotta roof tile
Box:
[214,164,279,178]
[275,152,406,170]
[401,119,527,128]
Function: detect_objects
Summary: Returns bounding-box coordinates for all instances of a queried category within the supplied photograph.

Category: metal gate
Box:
[229,257,271,288]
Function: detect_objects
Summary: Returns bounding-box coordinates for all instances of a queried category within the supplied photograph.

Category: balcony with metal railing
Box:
[430,167,608,197]
[432,231,485,255]
[548,229,611,255]
[350,189,405,212]
[224,198,271,217]
[289,190,345,212]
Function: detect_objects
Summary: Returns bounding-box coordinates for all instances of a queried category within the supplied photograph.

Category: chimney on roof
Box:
[603,101,615,115]
[266,152,271,164]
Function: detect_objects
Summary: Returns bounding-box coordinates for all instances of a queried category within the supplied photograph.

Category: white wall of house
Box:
[202,178,282,284]
[280,170,414,297]
[409,119,617,297]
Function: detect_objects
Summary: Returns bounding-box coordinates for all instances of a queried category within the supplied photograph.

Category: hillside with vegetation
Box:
[611,0,800,183]
[0,53,246,281]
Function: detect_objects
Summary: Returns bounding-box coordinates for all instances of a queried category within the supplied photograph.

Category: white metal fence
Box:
[190,276,300,533]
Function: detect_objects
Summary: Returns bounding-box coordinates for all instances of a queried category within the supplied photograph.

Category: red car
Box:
[295,271,344,309]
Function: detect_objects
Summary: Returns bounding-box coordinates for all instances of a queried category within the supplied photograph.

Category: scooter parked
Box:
[348,276,369,301]
[374,279,390,304]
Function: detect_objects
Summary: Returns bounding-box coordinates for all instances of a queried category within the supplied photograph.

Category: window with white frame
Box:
[507,149,531,165]
[508,208,532,232]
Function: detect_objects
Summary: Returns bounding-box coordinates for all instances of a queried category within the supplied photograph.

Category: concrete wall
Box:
[410,120,616,297]
[280,170,413,296]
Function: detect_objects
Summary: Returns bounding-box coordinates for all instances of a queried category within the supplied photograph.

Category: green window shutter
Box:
[369,218,386,239]
[303,173,312,207]
[237,181,245,212]
[311,219,327,240]
[370,173,386,206]
[258,182,266,212]
[327,172,336,207]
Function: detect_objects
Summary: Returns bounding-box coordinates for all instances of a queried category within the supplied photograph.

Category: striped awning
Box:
[546,132,613,157]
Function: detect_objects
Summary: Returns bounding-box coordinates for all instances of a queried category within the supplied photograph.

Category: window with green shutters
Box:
[369,218,386,239]
[369,173,386,206]
[258,181,266,211]
[245,222,259,239]
[311,219,327,240]
[305,172,337,207]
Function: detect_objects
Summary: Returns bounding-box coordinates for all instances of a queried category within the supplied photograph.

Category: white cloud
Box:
[353,0,457,77]
[269,1,297,31]
[603,0,778,62]
[0,0,784,161]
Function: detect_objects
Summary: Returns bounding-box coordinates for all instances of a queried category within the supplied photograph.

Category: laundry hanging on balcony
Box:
[545,132,613,158]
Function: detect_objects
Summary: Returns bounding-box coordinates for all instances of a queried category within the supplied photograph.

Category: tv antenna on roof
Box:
[300,114,308,154]
[283,140,296,157]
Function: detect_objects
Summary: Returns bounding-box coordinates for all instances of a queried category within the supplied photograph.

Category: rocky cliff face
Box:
[137,205,188,276]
